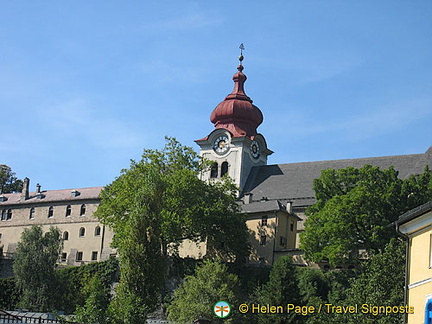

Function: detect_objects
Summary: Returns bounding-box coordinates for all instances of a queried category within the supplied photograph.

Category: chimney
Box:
[21,177,30,201]
[286,201,293,214]
[36,183,45,199]
[244,192,253,204]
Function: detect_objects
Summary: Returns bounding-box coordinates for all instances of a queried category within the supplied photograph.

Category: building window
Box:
[260,235,267,246]
[61,252,67,262]
[290,222,294,232]
[48,206,54,218]
[65,205,72,217]
[80,204,86,216]
[91,251,98,261]
[280,236,287,248]
[6,209,12,220]
[79,227,85,237]
[221,162,229,177]
[76,251,83,262]
[63,231,69,241]
[95,226,101,236]
[29,207,35,219]
[1,210,6,221]
[0,233,2,240]
[210,162,218,178]
[261,215,268,226]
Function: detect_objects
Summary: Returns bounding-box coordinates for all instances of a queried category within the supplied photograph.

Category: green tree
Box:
[13,225,63,311]
[167,259,239,323]
[0,164,23,194]
[75,274,110,324]
[296,268,357,324]
[257,255,301,323]
[95,137,249,322]
[343,239,406,324]
[301,165,432,264]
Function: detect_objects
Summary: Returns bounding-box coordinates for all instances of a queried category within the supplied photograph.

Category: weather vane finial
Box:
[239,43,245,65]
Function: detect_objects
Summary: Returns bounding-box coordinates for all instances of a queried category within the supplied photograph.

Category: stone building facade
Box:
[0,178,115,266]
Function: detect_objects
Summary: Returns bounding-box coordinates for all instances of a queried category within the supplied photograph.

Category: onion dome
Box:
[210,62,263,138]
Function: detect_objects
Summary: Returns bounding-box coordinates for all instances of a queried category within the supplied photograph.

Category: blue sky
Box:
[1,1,431,190]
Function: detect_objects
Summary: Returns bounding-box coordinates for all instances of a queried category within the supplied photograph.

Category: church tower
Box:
[196,50,273,192]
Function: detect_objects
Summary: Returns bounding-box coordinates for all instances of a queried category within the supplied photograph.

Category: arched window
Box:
[95,226,101,236]
[79,227,85,237]
[221,162,229,177]
[210,162,218,178]
[63,231,69,241]
[80,204,86,216]
[65,205,72,217]
[48,206,54,218]
[29,207,35,219]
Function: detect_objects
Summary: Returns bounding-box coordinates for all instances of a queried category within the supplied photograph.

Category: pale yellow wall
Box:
[275,211,288,250]
[406,226,432,324]
[177,240,207,259]
[294,210,306,249]
[245,211,297,264]
[399,209,432,324]
[407,283,431,324]
[246,213,276,264]
[408,226,432,285]
[288,215,298,249]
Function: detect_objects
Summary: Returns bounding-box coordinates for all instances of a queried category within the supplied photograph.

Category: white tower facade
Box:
[195,60,272,192]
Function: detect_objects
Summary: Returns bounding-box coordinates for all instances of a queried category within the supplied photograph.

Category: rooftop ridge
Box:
[272,151,426,168]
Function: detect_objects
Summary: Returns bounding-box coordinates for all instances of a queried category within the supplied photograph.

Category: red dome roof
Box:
[210,65,263,138]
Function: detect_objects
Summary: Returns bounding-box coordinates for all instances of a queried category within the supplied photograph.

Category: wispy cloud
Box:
[139,13,223,32]
[268,98,432,141]
[138,59,207,84]
[256,51,364,84]
[39,98,145,149]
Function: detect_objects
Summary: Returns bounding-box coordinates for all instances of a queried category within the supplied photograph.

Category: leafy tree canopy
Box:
[301,165,432,264]
[75,273,110,324]
[0,164,23,194]
[13,225,63,311]
[167,259,239,323]
[95,137,249,322]
[257,255,301,323]
[343,238,405,324]
[95,137,249,261]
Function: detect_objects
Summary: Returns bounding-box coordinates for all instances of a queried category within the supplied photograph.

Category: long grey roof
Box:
[0,186,103,207]
[242,146,432,207]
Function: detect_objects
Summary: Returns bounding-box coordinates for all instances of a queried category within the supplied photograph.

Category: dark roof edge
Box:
[397,201,432,225]
[275,147,430,167]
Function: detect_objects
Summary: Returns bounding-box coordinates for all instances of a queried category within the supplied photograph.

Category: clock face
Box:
[213,135,229,154]
[250,141,260,159]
